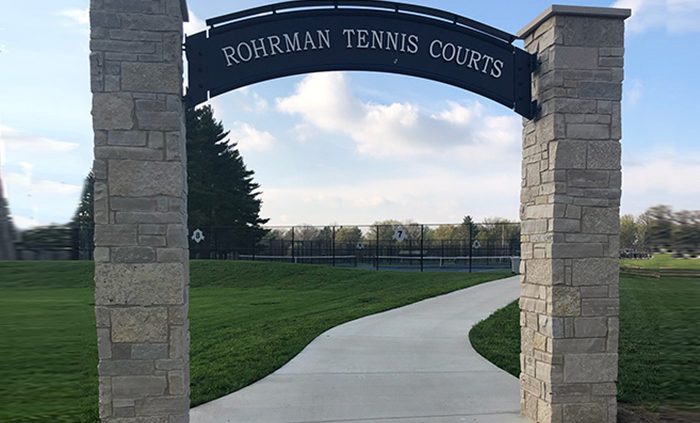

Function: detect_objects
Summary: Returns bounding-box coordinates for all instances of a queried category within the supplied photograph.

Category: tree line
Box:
[262,216,520,247]
[620,205,700,257]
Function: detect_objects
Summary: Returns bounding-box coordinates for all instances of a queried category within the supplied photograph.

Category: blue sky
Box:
[0,0,698,229]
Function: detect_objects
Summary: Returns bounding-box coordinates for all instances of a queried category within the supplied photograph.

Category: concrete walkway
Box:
[191,276,526,423]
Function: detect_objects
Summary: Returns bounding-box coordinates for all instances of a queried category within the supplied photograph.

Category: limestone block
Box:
[108,416,168,423]
[568,170,609,188]
[140,224,167,235]
[527,259,565,285]
[567,124,609,140]
[108,130,148,146]
[98,328,112,359]
[551,286,581,316]
[564,353,617,383]
[582,298,619,316]
[551,243,603,258]
[95,146,164,161]
[558,16,625,47]
[109,160,184,197]
[136,111,182,131]
[562,402,606,423]
[120,14,184,32]
[578,81,622,101]
[122,63,182,94]
[581,207,619,234]
[112,375,168,399]
[139,235,167,247]
[168,305,188,325]
[111,197,156,212]
[132,343,169,360]
[587,141,621,170]
[111,307,168,343]
[103,0,167,14]
[95,262,186,306]
[135,396,189,416]
[112,247,156,263]
[168,371,186,395]
[99,360,155,376]
[592,382,617,396]
[551,141,587,169]
[116,211,183,224]
[554,337,606,353]
[157,248,186,263]
[93,93,134,130]
[90,39,157,54]
[95,224,138,247]
[551,46,599,69]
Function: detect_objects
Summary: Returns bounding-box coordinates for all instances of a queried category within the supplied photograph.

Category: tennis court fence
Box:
[189,222,521,272]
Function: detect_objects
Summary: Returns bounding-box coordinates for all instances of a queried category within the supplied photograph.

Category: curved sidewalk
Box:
[191,276,526,423]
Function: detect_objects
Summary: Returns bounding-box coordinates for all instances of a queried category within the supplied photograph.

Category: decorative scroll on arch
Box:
[185,0,537,119]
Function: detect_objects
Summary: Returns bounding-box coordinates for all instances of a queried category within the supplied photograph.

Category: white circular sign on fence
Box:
[393,226,408,242]
[356,242,364,250]
[191,229,205,244]
[472,239,481,249]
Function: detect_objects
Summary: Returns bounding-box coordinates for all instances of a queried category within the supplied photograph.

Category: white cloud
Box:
[260,166,521,226]
[237,87,269,113]
[622,150,700,214]
[6,170,81,197]
[624,151,700,196]
[59,8,89,26]
[12,214,43,230]
[262,72,525,225]
[275,72,520,159]
[184,9,207,36]
[613,0,700,33]
[0,125,79,154]
[624,78,643,106]
[230,122,276,152]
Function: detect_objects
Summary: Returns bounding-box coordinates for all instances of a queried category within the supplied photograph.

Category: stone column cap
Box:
[180,0,189,22]
[517,4,631,39]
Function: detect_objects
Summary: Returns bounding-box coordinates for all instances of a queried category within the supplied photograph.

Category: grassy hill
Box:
[0,261,508,423]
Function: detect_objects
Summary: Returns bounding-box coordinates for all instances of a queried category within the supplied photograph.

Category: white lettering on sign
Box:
[222,30,332,66]
[428,39,503,79]
[221,28,505,80]
[343,29,418,54]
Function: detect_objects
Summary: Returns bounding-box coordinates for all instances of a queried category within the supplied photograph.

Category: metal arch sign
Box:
[185,1,537,119]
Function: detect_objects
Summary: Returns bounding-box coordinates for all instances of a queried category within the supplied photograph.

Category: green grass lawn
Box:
[0,261,508,423]
[470,275,700,410]
[621,253,700,270]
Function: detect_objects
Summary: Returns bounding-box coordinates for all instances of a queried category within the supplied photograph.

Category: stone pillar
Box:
[516,6,629,423]
[90,1,190,421]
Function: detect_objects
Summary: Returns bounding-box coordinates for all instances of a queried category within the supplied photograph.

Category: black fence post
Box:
[332,226,336,267]
[291,226,295,264]
[468,225,473,273]
[70,224,80,260]
[375,225,379,271]
[420,224,424,272]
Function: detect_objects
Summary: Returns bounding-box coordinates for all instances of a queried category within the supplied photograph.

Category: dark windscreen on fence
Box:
[188,222,521,272]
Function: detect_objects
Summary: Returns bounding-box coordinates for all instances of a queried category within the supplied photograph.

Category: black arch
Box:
[185,1,536,119]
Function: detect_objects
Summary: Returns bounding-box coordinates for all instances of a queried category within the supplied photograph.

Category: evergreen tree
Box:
[186,105,268,244]
[462,215,479,240]
[72,170,95,230]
